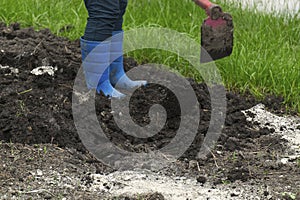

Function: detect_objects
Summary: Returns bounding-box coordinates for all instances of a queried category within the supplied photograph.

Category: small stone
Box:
[230,191,240,197]
[188,160,198,168]
[44,194,52,199]
[37,169,43,176]
[280,158,289,164]
[196,176,207,185]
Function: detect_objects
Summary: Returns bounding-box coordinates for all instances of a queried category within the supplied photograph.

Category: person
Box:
[80,0,206,98]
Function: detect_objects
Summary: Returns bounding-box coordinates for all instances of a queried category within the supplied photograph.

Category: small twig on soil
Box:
[160,153,173,161]
[262,171,295,175]
[238,151,245,159]
[19,189,54,196]
[196,161,201,172]
[208,149,219,168]
[17,88,32,95]
[247,152,260,154]
[33,41,42,55]
[58,83,73,89]
[54,146,65,152]
[63,97,69,104]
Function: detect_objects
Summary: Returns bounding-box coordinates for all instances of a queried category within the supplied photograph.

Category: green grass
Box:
[0,0,299,112]
[0,0,86,37]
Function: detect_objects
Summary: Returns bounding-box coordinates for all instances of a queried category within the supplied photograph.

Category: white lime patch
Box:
[31,66,57,76]
[243,104,300,162]
[0,64,19,75]
[88,170,226,199]
[81,169,283,199]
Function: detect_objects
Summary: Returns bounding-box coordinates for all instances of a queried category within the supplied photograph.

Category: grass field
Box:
[0,0,299,112]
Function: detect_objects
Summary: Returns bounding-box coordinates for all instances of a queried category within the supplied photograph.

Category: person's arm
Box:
[192,0,212,10]
[192,0,223,19]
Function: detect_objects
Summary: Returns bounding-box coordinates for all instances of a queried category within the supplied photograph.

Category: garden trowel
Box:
[195,0,234,63]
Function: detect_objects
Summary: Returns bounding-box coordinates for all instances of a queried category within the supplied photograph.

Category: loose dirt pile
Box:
[0,23,299,199]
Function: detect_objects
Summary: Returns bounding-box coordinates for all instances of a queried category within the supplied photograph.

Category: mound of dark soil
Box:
[0,23,289,182]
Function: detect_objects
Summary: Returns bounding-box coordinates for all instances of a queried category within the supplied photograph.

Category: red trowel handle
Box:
[194,0,223,19]
[194,0,212,10]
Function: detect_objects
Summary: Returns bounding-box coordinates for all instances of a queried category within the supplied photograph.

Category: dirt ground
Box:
[0,23,299,199]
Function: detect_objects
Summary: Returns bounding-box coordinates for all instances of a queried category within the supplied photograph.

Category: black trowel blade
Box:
[200,13,234,63]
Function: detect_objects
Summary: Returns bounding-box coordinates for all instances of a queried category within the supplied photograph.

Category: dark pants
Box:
[83,0,128,41]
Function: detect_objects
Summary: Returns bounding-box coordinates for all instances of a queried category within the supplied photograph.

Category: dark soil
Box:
[0,23,299,199]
